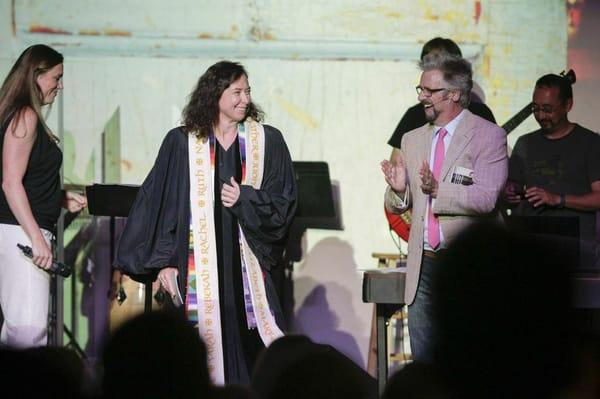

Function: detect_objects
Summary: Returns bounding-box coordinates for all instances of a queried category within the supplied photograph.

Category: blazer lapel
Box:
[422,126,434,164]
[441,111,475,181]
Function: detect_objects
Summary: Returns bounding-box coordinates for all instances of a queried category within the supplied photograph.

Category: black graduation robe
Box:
[114,125,297,379]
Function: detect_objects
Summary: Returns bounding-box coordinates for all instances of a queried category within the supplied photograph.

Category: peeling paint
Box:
[30,25,71,35]
[48,42,82,48]
[121,159,133,171]
[273,95,319,130]
[441,11,468,24]
[249,26,276,41]
[338,6,402,19]
[79,29,101,36]
[482,53,490,77]
[423,10,440,22]
[474,1,482,24]
[225,24,240,39]
[104,29,131,37]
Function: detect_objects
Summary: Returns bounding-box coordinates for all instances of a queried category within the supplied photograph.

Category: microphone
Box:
[17,244,73,278]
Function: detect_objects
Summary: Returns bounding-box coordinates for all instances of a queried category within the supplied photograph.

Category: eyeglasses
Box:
[415,85,448,96]
[531,105,556,114]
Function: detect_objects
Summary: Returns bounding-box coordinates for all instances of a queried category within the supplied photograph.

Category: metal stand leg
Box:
[144,282,153,313]
[64,324,87,359]
[376,304,388,397]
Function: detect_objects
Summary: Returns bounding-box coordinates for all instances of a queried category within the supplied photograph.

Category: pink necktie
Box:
[427,128,447,249]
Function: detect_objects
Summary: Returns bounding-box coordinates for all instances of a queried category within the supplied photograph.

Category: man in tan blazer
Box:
[381,53,508,363]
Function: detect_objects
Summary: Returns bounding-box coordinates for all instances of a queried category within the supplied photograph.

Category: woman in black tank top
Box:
[0,44,87,349]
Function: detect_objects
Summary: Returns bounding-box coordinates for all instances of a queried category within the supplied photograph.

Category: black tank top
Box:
[0,121,63,232]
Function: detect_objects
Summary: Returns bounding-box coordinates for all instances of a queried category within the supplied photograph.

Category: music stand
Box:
[292,161,341,230]
[86,183,140,273]
[276,161,342,326]
[85,184,145,308]
[86,184,140,218]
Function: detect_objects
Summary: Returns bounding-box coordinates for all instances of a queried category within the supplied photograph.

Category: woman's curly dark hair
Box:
[182,61,264,138]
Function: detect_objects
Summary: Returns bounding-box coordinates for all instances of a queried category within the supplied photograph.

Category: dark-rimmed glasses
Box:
[415,86,448,96]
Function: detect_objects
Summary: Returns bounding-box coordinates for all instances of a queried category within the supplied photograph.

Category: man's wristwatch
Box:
[558,193,566,208]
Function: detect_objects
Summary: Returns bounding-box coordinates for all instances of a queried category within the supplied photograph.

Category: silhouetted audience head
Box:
[100,310,211,399]
[432,221,574,398]
[251,334,376,399]
[213,384,259,399]
[0,346,86,398]
[382,361,449,399]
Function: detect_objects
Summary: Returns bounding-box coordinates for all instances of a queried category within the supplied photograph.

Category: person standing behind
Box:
[0,44,87,348]
[381,52,507,363]
[115,61,297,385]
[505,74,600,270]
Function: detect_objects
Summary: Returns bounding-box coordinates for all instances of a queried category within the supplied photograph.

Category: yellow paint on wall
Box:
[273,95,319,130]
[442,10,467,24]
[339,6,402,19]
[104,29,131,37]
[79,29,101,36]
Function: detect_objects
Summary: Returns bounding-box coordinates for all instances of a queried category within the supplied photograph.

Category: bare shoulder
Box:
[5,107,39,141]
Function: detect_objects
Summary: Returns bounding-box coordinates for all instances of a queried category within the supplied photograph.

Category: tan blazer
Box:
[385,110,508,305]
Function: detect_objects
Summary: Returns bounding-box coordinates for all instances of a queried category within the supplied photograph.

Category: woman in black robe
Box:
[115,61,297,385]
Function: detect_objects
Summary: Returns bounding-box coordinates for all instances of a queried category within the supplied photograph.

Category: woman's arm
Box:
[1,108,53,270]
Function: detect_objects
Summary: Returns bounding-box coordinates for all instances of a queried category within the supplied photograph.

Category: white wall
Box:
[0,0,569,368]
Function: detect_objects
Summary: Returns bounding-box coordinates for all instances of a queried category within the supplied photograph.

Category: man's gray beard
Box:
[425,107,439,123]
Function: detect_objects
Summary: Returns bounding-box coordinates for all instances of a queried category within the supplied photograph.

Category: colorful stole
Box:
[187,119,283,384]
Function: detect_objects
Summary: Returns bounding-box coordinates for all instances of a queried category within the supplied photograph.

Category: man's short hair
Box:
[535,74,573,104]
[421,37,462,60]
[419,53,473,108]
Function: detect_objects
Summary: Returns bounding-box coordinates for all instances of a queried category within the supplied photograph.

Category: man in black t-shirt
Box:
[505,74,600,271]
[387,37,496,165]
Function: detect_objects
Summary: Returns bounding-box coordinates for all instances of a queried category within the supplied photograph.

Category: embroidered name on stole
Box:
[188,120,283,384]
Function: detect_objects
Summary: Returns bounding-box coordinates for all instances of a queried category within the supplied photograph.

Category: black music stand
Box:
[277,162,342,327]
[86,184,140,218]
[292,161,340,230]
[85,184,143,307]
